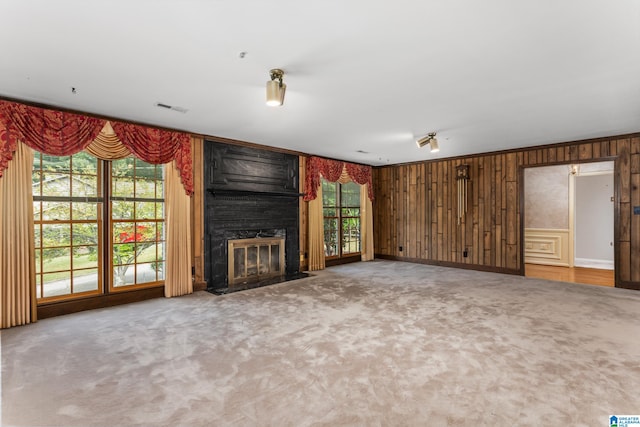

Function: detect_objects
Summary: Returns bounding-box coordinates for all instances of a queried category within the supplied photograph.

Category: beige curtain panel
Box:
[164,160,193,297]
[0,141,37,328]
[308,184,326,271]
[360,183,375,261]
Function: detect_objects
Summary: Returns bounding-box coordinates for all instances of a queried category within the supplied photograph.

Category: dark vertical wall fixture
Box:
[203,141,300,290]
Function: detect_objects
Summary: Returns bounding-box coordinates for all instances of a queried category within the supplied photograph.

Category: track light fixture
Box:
[416,132,439,153]
[266,68,286,107]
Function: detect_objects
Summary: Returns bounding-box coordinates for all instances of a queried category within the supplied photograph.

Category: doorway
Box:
[523,161,615,287]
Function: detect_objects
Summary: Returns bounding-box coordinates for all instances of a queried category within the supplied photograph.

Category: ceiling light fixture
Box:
[416,132,439,153]
[266,68,286,107]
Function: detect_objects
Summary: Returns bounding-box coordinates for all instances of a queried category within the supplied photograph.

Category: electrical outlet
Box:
[463,248,468,258]
[399,246,403,252]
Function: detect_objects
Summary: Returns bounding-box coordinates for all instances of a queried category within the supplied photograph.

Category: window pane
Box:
[155,242,165,262]
[342,218,361,255]
[112,158,135,178]
[72,175,97,197]
[42,202,70,221]
[72,202,99,220]
[136,222,157,242]
[34,226,41,247]
[32,171,42,197]
[113,266,133,287]
[33,153,42,170]
[41,154,70,173]
[135,179,155,198]
[135,202,156,219]
[136,242,157,264]
[113,223,135,243]
[113,243,135,266]
[36,275,42,299]
[135,159,158,180]
[157,222,165,241]
[43,272,71,297]
[156,180,164,199]
[155,202,164,219]
[35,249,42,273]
[72,246,98,269]
[42,223,71,248]
[324,218,339,257]
[73,268,98,293]
[72,223,98,245]
[136,263,157,284]
[112,178,134,197]
[71,152,98,175]
[153,261,165,281]
[341,182,360,206]
[42,173,71,197]
[322,181,338,207]
[323,208,338,217]
[42,247,71,272]
[112,200,134,219]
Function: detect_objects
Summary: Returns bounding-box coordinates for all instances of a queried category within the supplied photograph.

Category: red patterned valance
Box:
[111,122,193,195]
[0,120,16,180]
[304,156,373,201]
[0,100,193,195]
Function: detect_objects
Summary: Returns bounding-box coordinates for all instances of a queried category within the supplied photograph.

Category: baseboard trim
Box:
[617,280,640,291]
[326,255,362,267]
[574,258,614,270]
[193,281,208,292]
[37,286,165,319]
[375,254,521,276]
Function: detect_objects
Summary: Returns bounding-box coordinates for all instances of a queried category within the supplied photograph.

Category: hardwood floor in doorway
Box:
[525,264,614,287]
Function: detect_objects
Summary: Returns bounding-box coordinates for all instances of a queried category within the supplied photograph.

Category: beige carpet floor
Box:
[2,260,640,426]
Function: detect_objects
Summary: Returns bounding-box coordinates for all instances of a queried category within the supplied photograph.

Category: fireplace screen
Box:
[228,237,285,287]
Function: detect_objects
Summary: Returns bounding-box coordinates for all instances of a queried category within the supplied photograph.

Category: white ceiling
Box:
[1,1,639,166]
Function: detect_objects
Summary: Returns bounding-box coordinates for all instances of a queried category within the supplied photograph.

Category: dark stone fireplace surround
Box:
[203,141,301,291]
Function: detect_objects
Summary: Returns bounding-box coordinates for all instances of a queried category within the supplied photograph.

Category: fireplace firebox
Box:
[228,237,285,287]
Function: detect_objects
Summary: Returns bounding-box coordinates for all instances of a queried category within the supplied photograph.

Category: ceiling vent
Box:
[154,102,188,113]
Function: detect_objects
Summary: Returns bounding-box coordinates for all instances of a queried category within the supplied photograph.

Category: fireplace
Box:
[203,141,301,291]
[228,237,285,287]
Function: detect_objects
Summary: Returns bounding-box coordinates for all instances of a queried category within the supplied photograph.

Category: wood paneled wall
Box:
[373,134,640,290]
[191,137,206,291]
[299,156,309,271]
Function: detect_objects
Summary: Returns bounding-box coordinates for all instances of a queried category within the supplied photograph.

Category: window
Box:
[111,158,165,289]
[322,180,361,258]
[33,152,164,303]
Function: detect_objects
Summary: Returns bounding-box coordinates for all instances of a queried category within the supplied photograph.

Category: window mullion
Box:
[338,183,343,258]
[102,159,111,294]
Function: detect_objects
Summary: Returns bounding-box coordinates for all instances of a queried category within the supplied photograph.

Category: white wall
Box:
[575,172,614,267]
